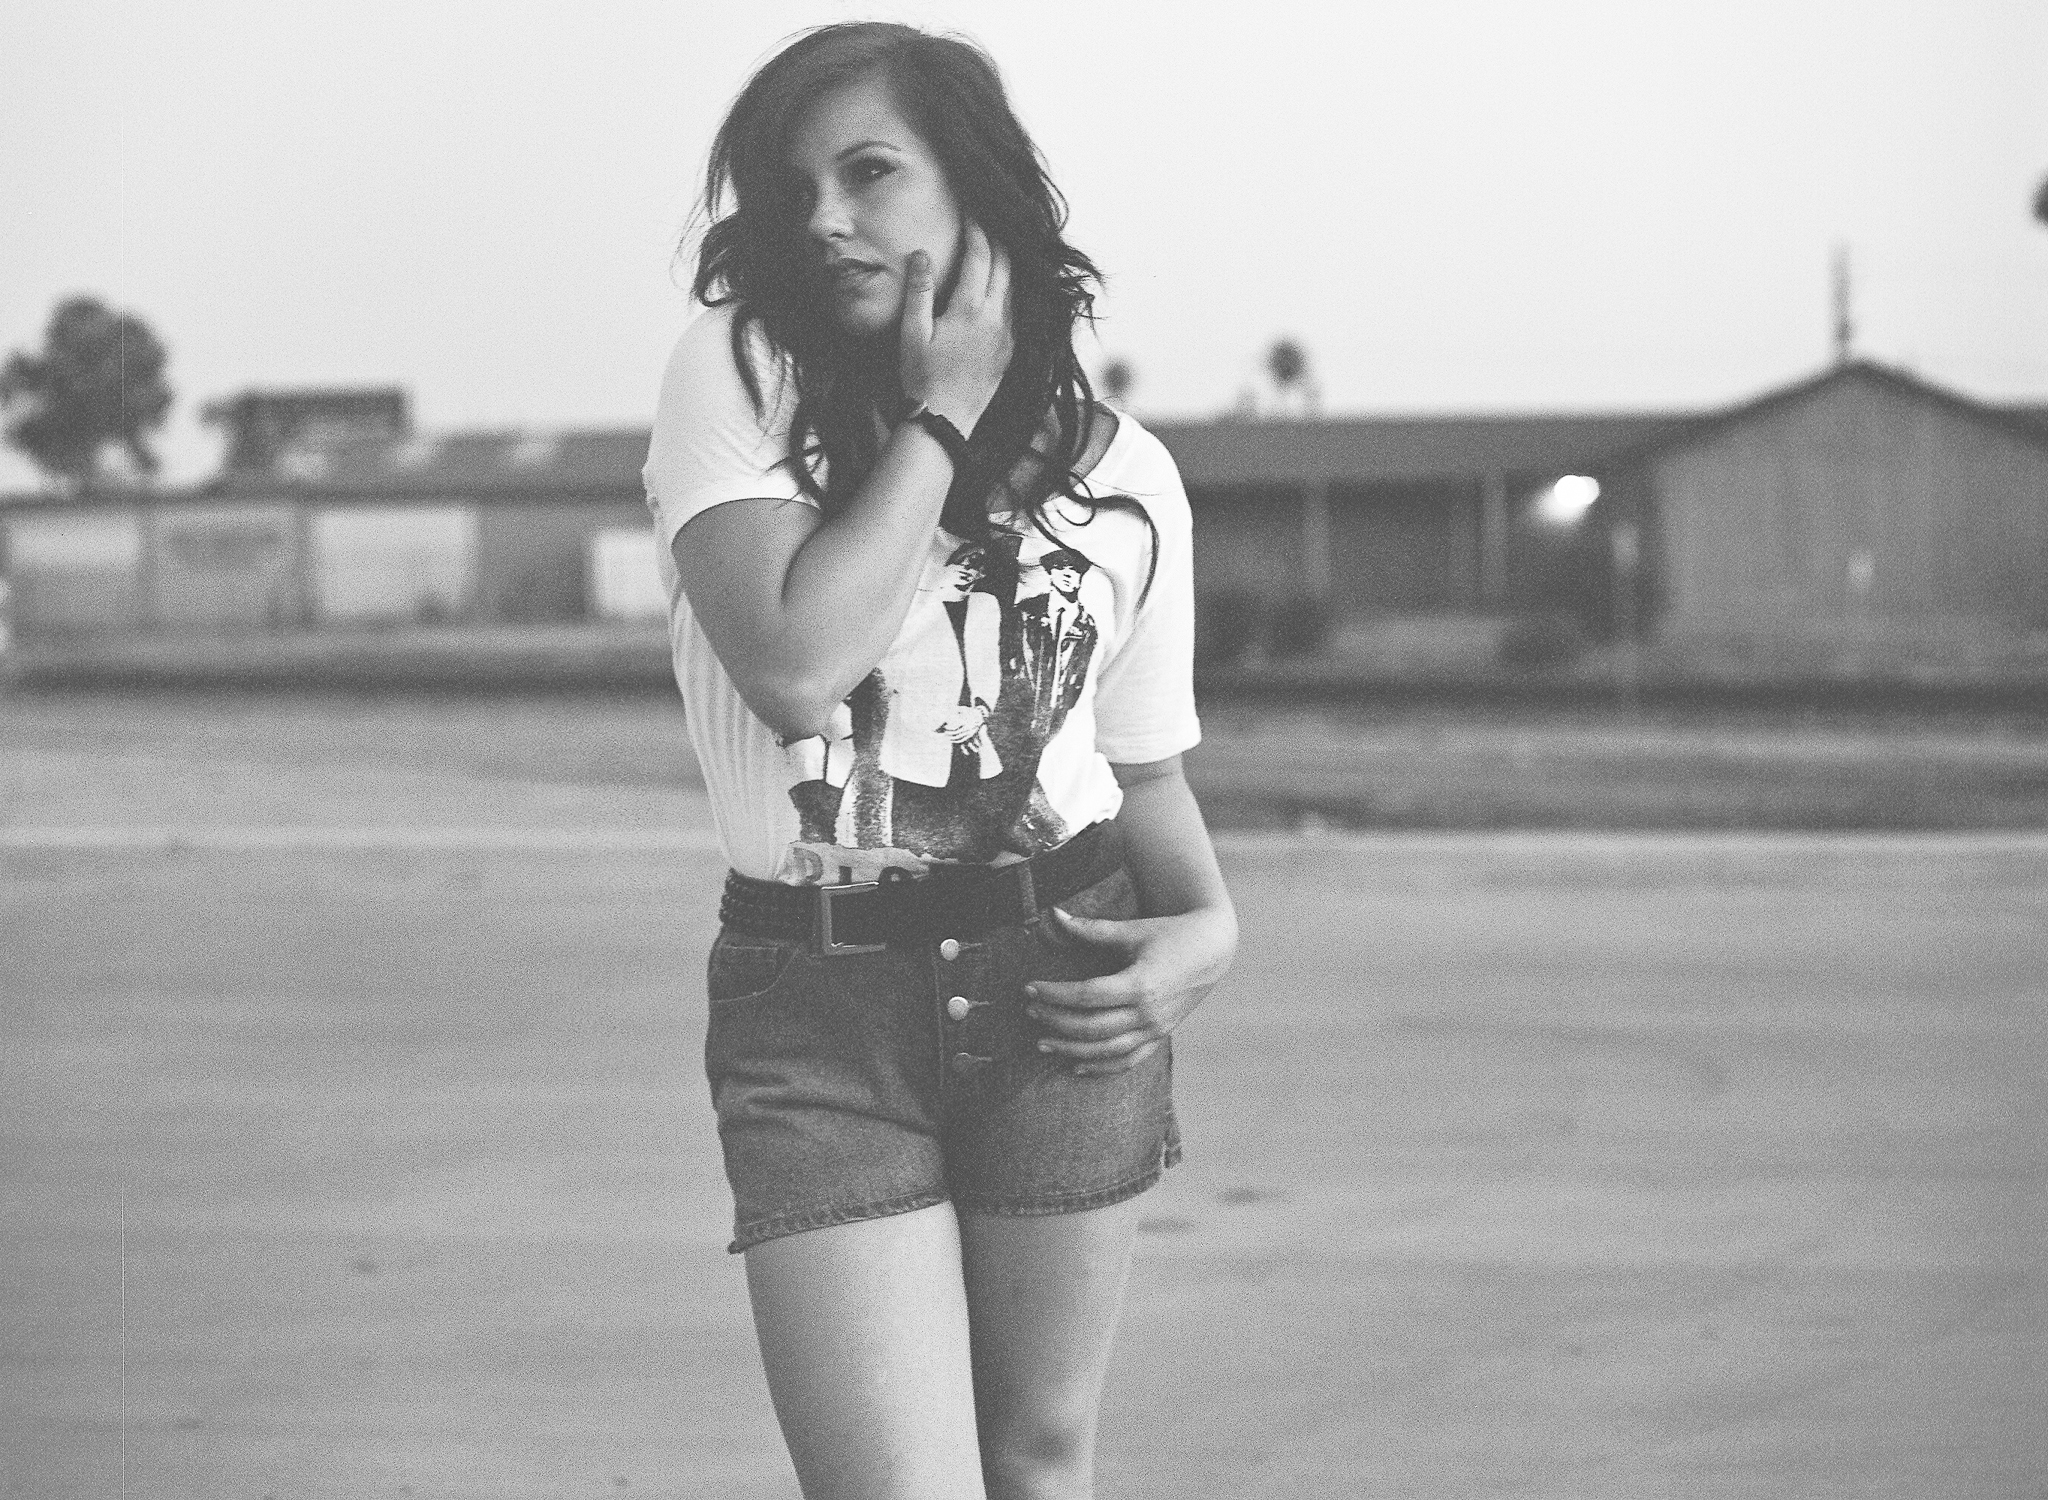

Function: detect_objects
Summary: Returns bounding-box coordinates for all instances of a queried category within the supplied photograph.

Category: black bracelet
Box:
[902,405,970,468]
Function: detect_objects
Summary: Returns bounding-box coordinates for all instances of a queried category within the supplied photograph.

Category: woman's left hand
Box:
[1025,904,1237,1076]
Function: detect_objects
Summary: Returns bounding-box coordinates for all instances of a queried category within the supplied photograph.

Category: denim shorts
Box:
[702,863,1182,1254]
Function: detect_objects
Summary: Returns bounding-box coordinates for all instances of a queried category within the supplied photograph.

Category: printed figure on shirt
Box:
[879,540,1005,789]
[776,529,1108,872]
[865,536,1019,858]
[1010,548,1100,739]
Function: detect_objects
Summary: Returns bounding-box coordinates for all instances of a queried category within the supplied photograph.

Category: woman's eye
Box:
[849,157,894,185]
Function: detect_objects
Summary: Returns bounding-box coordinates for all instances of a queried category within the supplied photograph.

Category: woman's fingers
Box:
[1048,907,1147,955]
[949,220,990,316]
[1072,1038,1164,1077]
[1036,1025,1164,1077]
[1030,1000,1144,1042]
[899,248,935,354]
[1037,1026,1149,1061]
[900,220,1011,429]
[985,235,1009,306]
[1028,974,1163,1068]
[1025,971,1136,1011]
[939,221,1008,331]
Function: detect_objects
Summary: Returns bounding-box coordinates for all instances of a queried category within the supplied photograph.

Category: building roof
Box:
[1997,401,2048,435]
[205,426,654,501]
[202,386,412,476]
[4,366,2043,512]
[1604,359,2048,469]
[1143,409,1700,486]
[213,408,1705,497]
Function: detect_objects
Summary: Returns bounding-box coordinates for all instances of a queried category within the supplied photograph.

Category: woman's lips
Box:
[828,260,883,292]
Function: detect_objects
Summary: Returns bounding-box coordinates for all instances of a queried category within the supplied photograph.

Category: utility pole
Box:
[1611,519,1641,713]
[1831,244,1854,366]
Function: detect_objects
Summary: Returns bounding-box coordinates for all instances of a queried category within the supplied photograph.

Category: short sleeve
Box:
[641,305,813,565]
[1091,433,1202,764]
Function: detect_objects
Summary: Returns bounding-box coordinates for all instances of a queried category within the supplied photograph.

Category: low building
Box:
[1601,362,2048,645]
[202,387,410,475]
[204,425,652,625]
[1153,408,1695,617]
[4,364,2044,657]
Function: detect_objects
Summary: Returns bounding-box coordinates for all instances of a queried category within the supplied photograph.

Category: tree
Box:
[1265,337,1318,416]
[1,296,173,486]
[1266,337,1306,391]
[1100,358,1135,406]
[2034,172,2048,229]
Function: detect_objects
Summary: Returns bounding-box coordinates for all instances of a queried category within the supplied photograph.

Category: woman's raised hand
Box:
[899,220,1013,435]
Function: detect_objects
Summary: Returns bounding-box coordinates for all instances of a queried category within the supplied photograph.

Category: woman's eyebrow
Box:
[835,139,902,161]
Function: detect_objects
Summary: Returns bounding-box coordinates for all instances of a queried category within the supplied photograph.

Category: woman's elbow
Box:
[740,673,847,742]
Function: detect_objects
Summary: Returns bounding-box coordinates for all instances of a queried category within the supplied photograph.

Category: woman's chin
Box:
[830,294,900,339]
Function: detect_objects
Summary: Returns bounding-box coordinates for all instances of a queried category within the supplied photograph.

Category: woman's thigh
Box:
[959,1197,1144,1476]
[744,1202,986,1500]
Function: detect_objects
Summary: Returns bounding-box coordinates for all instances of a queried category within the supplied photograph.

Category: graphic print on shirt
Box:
[775,531,1110,881]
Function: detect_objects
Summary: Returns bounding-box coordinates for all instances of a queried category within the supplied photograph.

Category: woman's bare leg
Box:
[743,1202,986,1500]
[959,1197,1145,1500]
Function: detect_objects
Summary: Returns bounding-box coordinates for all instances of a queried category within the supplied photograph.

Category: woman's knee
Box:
[979,1408,1097,1500]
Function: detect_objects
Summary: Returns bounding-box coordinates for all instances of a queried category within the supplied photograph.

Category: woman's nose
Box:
[807,185,851,244]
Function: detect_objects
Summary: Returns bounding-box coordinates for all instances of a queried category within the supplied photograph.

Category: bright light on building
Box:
[1534,474,1601,527]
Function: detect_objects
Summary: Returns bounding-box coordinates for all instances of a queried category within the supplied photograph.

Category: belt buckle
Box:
[814,881,887,957]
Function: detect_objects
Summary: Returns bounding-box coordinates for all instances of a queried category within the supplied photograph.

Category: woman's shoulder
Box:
[668,301,786,380]
[655,302,793,430]
[643,301,807,515]
[1085,408,1189,517]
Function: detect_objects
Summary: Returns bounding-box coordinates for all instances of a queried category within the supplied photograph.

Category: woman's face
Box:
[787,74,964,337]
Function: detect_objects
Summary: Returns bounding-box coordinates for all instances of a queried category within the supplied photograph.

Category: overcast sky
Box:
[4,0,2045,488]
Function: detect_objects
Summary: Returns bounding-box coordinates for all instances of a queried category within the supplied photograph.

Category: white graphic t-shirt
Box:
[643,304,1200,883]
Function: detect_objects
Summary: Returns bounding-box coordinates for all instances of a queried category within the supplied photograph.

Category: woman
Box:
[643,23,1236,1499]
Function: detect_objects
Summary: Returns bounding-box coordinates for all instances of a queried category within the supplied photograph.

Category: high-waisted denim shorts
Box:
[702,862,1182,1254]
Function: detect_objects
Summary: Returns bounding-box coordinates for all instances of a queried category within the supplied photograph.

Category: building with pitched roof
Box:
[1602,361,2048,642]
[3,363,2044,659]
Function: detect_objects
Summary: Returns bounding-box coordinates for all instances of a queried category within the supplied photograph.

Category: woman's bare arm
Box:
[1025,755,1239,1075]
[674,429,954,738]
[673,227,1012,740]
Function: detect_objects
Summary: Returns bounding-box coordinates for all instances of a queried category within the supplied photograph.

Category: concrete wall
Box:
[1651,374,2048,635]
[1188,479,1530,617]
[2,496,646,633]
[473,498,648,622]
[151,504,304,627]
[4,512,144,631]
[1327,482,1471,614]
[587,528,668,621]
[1187,484,1311,599]
[311,505,476,623]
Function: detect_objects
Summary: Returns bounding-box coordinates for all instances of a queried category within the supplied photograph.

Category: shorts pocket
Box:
[706,931,806,1006]
[1055,863,1141,924]
[1026,864,1142,982]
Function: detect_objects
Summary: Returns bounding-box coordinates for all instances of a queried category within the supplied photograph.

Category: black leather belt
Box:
[720,820,1124,955]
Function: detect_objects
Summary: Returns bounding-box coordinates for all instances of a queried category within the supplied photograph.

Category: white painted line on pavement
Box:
[1215,828,2048,855]
[2,825,2045,856]
[0,825,723,852]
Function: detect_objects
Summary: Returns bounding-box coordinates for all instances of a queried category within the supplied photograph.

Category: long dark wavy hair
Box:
[690,22,1126,548]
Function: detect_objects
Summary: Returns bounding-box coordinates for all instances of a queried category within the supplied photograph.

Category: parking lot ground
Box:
[6,689,2048,832]
[6,818,2044,1498]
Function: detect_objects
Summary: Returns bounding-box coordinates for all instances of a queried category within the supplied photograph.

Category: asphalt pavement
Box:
[3,704,2045,1497]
